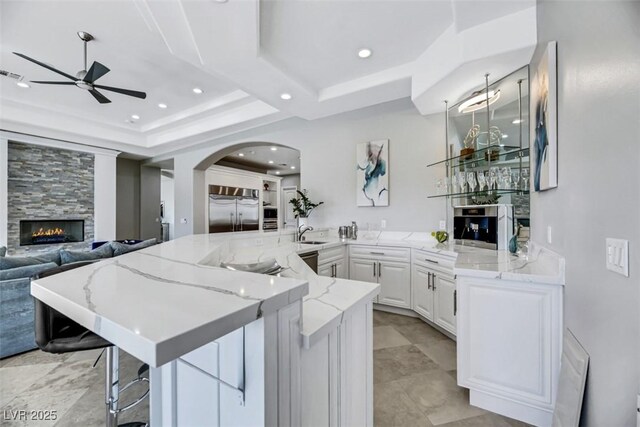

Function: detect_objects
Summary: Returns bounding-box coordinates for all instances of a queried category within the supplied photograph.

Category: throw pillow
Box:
[31,250,62,266]
[0,246,6,257]
[0,256,43,271]
[0,262,58,281]
[111,238,157,256]
[60,243,113,265]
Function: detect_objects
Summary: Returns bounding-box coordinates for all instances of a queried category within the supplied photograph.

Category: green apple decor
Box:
[431,230,449,243]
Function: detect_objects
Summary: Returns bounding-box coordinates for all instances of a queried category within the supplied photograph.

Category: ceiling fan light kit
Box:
[13,31,147,104]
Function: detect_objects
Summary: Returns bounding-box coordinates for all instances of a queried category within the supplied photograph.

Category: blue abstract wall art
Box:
[532,41,558,191]
[356,139,389,206]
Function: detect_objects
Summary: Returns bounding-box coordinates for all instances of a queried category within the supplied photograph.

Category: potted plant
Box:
[289,190,323,219]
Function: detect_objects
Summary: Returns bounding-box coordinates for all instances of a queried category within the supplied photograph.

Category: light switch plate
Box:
[439,220,446,230]
[606,238,629,277]
[380,219,387,229]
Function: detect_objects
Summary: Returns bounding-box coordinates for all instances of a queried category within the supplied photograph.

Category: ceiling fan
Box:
[13,31,146,104]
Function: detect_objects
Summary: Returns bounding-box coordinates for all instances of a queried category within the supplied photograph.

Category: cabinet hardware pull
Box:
[333,264,337,278]
[370,252,385,255]
[378,262,382,277]
[432,273,436,291]
[454,289,457,316]
[425,259,438,264]
[427,272,432,290]
[373,262,376,277]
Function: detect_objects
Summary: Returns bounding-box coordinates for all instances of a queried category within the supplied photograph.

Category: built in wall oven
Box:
[453,204,513,250]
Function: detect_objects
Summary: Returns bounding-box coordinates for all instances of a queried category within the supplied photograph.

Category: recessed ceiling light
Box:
[358,48,372,58]
[275,171,280,175]
[512,119,522,124]
[16,81,30,88]
[502,134,509,138]
[280,93,292,100]
[131,114,140,120]
[268,160,274,164]
[215,0,228,3]
[158,103,168,109]
[192,87,203,94]
[270,147,278,151]
[290,166,296,170]
[238,153,245,157]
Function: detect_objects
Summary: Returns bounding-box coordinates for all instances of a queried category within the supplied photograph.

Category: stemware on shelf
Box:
[488,167,498,190]
[501,167,512,190]
[512,170,521,191]
[521,168,530,191]
[467,171,477,193]
[477,172,487,191]
[456,171,466,193]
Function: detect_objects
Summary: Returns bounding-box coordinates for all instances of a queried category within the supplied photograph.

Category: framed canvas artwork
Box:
[356,139,389,206]
[531,41,558,191]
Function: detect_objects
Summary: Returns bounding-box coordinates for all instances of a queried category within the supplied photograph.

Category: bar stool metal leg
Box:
[106,346,120,427]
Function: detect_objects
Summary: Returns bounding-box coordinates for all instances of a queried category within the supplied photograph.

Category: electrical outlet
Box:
[319,231,326,237]
[547,226,553,244]
[606,238,629,277]
[381,219,387,229]
[180,218,188,224]
[439,220,446,230]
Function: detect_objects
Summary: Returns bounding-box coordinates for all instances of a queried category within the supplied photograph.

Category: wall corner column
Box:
[94,152,119,241]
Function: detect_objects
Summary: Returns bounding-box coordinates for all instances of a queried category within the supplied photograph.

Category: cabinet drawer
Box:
[349,245,410,262]
[318,245,346,264]
[412,249,455,274]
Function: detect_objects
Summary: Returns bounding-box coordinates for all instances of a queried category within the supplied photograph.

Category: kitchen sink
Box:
[299,241,327,245]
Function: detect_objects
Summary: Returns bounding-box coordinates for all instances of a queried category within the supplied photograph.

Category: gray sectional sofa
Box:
[0,239,156,359]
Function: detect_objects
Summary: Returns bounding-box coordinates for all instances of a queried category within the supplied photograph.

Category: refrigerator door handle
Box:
[239,213,243,231]
[230,212,235,231]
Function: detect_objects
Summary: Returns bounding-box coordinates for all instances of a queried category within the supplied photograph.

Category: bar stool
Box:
[33,261,149,427]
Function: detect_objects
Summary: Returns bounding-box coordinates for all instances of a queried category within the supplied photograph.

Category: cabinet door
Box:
[433,274,456,335]
[318,262,334,278]
[411,265,434,321]
[349,258,377,283]
[377,261,411,309]
[334,259,348,279]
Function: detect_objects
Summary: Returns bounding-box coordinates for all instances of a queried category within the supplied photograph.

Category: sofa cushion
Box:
[0,246,6,257]
[110,238,157,256]
[60,243,113,265]
[0,262,58,281]
[0,256,43,270]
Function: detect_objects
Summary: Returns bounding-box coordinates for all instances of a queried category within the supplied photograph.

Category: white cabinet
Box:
[349,246,411,309]
[411,265,434,320]
[377,261,411,308]
[433,274,456,334]
[457,275,563,426]
[411,249,457,335]
[318,246,348,279]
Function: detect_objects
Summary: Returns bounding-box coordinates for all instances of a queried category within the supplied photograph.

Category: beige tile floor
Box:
[373,310,530,427]
[0,310,528,426]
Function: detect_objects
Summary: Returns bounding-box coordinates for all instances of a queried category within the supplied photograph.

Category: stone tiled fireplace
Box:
[6,142,95,255]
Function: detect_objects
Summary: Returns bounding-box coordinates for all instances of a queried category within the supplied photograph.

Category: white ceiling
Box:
[217,144,301,176]
[0,0,538,158]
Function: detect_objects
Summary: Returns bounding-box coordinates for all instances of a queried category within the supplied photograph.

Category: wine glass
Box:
[477,171,487,191]
[467,172,477,193]
[451,174,458,194]
[501,167,512,190]
[456,171,467,193]
[488,168,498,190]
[521,168,530,191]
[511,170,521,191]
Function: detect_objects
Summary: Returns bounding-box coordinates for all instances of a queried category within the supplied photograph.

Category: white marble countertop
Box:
[31,240,309,367]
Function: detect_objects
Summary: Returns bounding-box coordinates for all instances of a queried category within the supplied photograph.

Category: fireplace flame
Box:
[32,227,65,237]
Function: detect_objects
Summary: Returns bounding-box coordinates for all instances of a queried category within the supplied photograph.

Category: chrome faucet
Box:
[298,225,314,242]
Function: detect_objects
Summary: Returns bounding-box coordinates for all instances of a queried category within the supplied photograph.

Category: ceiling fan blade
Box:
[89,89,111,104]
[83,61,110,83]
[31,81,76,85]
[93,84,146,99]
[13,52,76,81]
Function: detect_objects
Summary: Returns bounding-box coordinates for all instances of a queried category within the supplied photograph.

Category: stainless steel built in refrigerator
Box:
[208,185,259,233]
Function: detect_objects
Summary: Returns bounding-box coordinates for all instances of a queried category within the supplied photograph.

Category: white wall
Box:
[532,2,640,425]
[161,173,175,240]
[163,99,447,238]
[281,174,301,190]
[94,153,118,241]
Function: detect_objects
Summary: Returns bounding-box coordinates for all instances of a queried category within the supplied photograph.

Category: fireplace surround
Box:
[19,220,85,246]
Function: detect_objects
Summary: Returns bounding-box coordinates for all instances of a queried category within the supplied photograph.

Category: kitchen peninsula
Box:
[30,231,380,426]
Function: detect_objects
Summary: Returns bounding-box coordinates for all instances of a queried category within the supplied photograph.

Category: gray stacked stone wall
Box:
[7,142,94,255]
